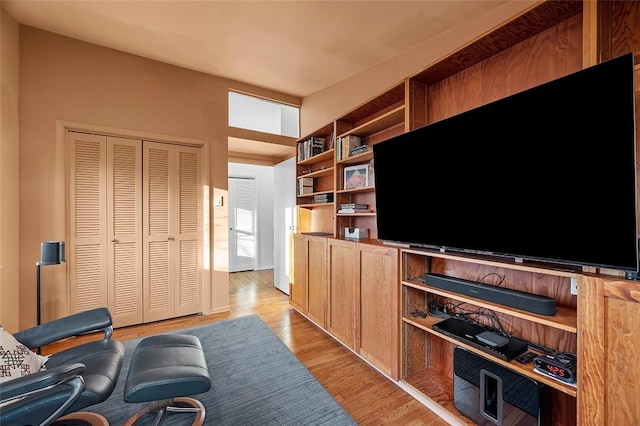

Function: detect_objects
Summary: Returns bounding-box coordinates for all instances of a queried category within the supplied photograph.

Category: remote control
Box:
[516,351,536,364]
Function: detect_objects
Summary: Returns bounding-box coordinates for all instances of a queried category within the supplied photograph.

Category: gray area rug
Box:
[87,315,357,425]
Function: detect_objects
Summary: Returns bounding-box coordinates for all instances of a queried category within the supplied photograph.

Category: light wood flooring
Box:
[44,269,448,425]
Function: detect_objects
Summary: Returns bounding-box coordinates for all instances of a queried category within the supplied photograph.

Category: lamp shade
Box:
[40,241,66,265]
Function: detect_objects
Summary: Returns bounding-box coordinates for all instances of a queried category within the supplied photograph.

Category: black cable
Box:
[478,272,505,287]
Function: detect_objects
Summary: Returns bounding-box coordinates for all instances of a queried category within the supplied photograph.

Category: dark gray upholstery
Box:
[0,308,125,426]
[124,333,211,403]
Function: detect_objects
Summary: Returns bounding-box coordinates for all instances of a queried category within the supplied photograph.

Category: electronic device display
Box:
[533,354,577,384]
[373,52,638,273]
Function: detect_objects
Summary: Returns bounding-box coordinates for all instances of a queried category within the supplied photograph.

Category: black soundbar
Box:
[425,273,556,316]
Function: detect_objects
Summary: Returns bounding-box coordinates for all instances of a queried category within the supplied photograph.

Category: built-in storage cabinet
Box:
[327,239,357,349]
[290,233,327,328]
[401,248,578,424]
[295,82,406,240]
[334,82,406,240]
[291,1,640,424]
[357,243,400,379]
[295,122,336,235]
[291,238,400,379]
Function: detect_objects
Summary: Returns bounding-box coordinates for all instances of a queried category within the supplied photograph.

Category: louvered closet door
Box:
[69,132,108,313]
[106,137,143,326]
[68,132,142,327]
[143,142,202,322]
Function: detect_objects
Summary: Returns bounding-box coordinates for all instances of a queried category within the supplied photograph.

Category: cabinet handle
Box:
[111,238,117,243]
[168,236,173,241]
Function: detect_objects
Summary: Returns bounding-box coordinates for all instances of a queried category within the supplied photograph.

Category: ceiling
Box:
[3,0,511,164]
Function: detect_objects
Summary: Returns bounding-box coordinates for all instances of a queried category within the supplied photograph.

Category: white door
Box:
[229,177,257,272]
[273,157,296,293]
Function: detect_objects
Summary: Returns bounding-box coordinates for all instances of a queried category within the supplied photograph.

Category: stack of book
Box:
[337,203,369,214]
[296,177,314,196]
[335,135,361,161]
[349,145,368,156]
[314,193,333,203]
[297,137,325,161]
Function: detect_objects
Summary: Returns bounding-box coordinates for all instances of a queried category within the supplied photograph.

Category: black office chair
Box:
[0,308,125,426]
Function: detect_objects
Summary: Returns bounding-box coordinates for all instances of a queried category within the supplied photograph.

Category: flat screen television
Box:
[373,52,638,273]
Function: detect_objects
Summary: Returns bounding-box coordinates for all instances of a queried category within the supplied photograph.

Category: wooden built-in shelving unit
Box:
[291,1,640,424]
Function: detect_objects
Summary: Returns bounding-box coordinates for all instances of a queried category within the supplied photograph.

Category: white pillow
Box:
[0,325,50,383]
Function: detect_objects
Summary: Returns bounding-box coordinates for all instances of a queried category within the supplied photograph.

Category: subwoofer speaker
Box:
[453,347,551,426]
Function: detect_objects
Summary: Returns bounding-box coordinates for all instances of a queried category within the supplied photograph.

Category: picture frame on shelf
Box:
[344,164,369,189]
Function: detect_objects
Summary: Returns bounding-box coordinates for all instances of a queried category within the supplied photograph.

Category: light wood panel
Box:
[306,236,327,327]
[43,270,448,426]
[357,243,400,379]
[327,239,357,349]
[289,233,307,312]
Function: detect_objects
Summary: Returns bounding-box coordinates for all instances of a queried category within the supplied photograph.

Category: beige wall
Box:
[1,9,21,332]
[300,0,537,135]
[16,26,299,328]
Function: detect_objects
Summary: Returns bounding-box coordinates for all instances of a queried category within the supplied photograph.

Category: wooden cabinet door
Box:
[290,233,307,313]
[357,243,400,379]
[306,236,327,327]
[328,239,357,349]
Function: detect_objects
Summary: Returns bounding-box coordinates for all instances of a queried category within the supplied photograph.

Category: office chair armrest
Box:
[14,308,114,349]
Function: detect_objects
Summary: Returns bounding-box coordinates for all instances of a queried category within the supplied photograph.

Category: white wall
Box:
[229,162,274,270]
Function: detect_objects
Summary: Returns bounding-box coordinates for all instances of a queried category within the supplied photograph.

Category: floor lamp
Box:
[36,241,66,326]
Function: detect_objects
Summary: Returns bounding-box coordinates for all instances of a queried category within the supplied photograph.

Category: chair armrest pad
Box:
[14,308,113,348]
[0,363,85,403]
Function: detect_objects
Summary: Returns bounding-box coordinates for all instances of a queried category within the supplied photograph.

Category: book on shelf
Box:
[296,177,314,196]
[349,145,368,156]
[339,203,367,209]
[314,193,333,203]
[336,135,361,161]
[297,136,325,161]
[338,208,370,214]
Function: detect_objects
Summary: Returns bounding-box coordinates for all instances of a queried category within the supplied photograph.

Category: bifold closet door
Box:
[68,132,143,327]
[143,142,203,322]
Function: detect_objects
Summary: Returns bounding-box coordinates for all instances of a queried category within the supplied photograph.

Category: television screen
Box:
[373,52,638,272]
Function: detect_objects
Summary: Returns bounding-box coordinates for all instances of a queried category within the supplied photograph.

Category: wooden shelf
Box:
[297,149,334,166]
[402,246,580,278]
[297,190,333,199]
[336,186,375,195]
[336,212,376,217]
[402,280,577,333]
[297,166,334,179]
[402,317,577,397]
[297,202,334,209]
[337,106,405,139]
[337,150,373,166]
[401,367,468,425]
